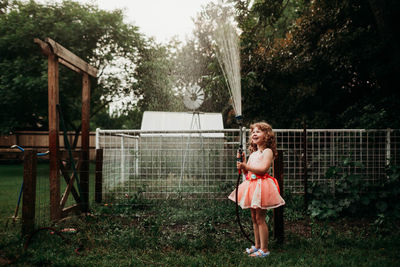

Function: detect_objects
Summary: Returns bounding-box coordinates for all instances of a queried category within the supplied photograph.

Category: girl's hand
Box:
[236,152,246,163]
[236,151,247,173]
[236,161,247,171]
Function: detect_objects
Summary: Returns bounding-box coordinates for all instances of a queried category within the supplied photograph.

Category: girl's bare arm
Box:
[238,149,273,175]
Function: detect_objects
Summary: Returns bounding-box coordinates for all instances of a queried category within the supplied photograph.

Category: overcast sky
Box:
[38,0,216,43]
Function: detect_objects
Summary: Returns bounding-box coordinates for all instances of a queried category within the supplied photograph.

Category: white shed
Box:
[138,111,226,190]
[140,111,224,137]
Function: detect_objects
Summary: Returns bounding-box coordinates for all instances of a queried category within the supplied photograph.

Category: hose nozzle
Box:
[235,115,243,125]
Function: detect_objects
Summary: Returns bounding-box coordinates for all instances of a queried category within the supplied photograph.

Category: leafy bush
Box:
[372,164,400,216]
[282,189,305,221]
[308,158,400,221]
[369,165,400,232]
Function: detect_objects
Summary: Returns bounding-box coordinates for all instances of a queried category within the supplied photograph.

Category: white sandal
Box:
[250,249,270,257]
[245,245,259,254]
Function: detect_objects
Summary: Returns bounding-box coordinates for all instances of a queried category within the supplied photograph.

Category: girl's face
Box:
[251,127,266,147]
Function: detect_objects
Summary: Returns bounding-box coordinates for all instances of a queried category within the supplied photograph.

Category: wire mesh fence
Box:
[35,161,51,228]
[96,129,239,202]
[0,161,24,228]
[0,150,92,234]
[277,129,400,193]
[0,154,50,232]
[31,154,92,231]
[96,128,400,202]
[1,128,398,232]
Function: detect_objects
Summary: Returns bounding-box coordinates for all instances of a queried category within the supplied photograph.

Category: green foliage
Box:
[174,2,239,127]
[0,0,146,133]
[368,164,400,234]
[308,158,400,222]
[133,42,185,113]
[3,0,400,131]
[308,158,364,219]
[282,189,306,221]
[91,107,142,129]
[234,0,400,128]
[0,0,236,132]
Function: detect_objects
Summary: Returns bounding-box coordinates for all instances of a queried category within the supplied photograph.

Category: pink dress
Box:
[228,150,285,209]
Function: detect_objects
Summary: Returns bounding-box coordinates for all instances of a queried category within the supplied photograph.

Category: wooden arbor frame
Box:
[34,38,98,220]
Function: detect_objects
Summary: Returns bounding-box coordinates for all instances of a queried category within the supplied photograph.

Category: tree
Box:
[132,40,185,113]
[234,0,400,128]
[233,0,309,127]
[0,0,145,133]
[169,1,241,127]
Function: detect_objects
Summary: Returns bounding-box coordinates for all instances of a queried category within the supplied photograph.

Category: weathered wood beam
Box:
[59,58,83,75]
[48,52,61,221]
[34,39,82,74]
[33,38,52,56]
[34,38,98,77]
[80,73,90,212]
[61,204,81,218]
[45,38,98,77]
[59,159,82,209]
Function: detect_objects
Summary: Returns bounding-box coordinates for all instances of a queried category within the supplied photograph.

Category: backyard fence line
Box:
[0,131,97,161]
[96,128,400,201]
[2,128,398,232]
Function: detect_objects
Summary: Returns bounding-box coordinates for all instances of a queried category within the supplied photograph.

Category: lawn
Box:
[0,162,95,227]
[1,164,399,266]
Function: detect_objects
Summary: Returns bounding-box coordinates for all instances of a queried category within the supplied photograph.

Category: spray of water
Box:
[213,7,251,243]
[213,14,242,119]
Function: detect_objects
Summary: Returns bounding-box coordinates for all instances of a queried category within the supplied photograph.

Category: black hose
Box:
[235,126,254,244]
[235,171,253,244]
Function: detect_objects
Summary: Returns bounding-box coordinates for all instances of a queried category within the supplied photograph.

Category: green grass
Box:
[0,162,95,227]
[0,163,24,219]
[1,165,400,266]
[1,200,399,266]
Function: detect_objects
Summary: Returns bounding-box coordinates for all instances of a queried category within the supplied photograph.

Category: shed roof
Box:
[140,111,224,137]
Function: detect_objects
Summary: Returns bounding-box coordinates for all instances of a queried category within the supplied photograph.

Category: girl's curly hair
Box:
[248,122,278,158]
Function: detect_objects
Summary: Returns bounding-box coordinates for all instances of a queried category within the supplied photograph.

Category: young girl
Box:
[228,122,285,257]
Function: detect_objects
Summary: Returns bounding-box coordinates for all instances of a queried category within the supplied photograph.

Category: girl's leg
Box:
[250,208,260,249]
[255,208,269,252]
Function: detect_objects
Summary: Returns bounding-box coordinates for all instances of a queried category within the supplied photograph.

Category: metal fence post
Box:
[386,128,391,166]
[95,148,103,203]
[303,123,309,210]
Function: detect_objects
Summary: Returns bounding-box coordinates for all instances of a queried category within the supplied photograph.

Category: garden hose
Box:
[235,124,254,244]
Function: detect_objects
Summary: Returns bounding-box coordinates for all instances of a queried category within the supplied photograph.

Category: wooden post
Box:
[273,149,284,244]
[35,37,98,218]
[48,53,60,221]
[80,73,90,212]
[95,148,103,203]
[22,149,37,236]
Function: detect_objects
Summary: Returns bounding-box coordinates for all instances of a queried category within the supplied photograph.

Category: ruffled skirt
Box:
[228,175,285,210]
